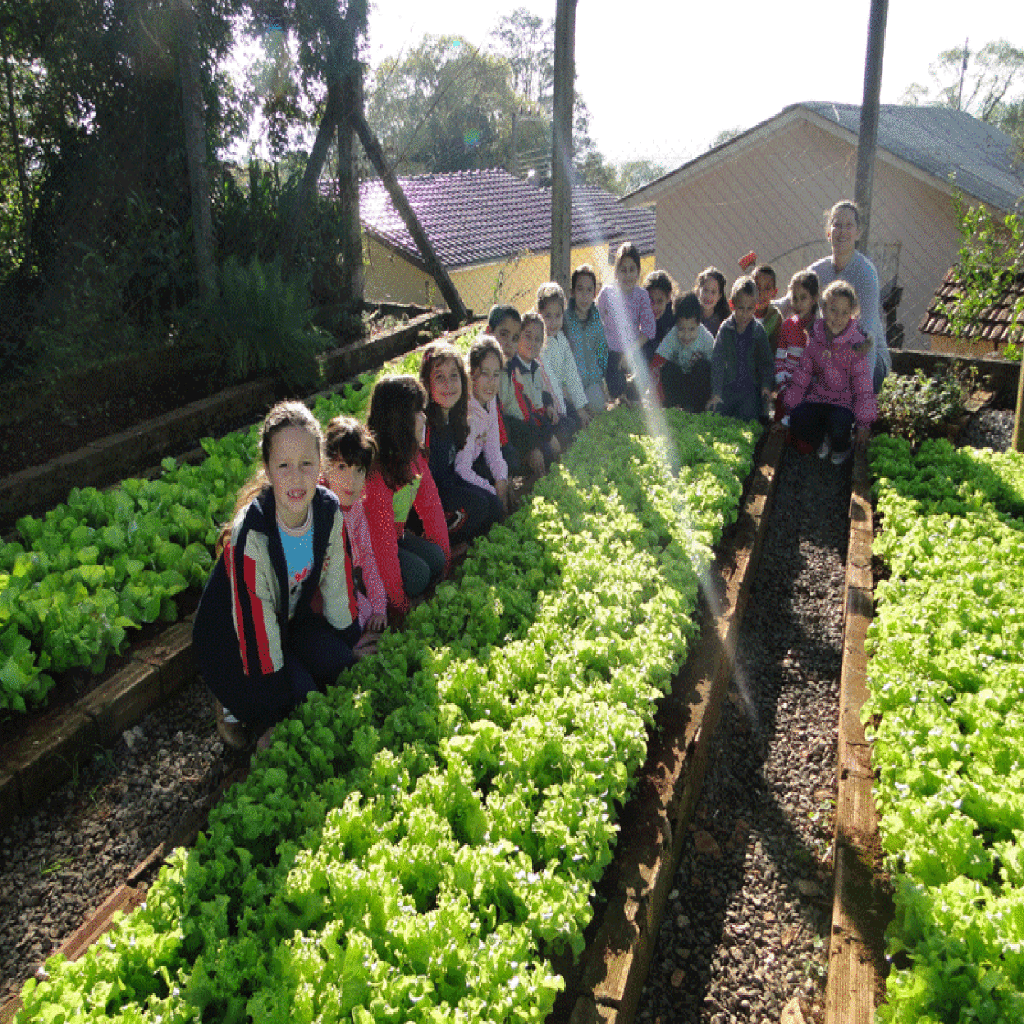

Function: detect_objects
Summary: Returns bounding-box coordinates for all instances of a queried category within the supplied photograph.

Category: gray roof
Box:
[353,169,656,270]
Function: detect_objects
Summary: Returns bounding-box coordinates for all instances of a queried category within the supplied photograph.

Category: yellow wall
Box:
[364,236,656,317]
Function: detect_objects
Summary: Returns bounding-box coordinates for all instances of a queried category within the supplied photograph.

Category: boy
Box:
[709,276,774,423]
[643,269,676,365]
[537,281,591,433]
[754,264,782,353]
[562,264,608,417]
[499,311,560,482]
[650,291,714,413]
[487,304,522,362]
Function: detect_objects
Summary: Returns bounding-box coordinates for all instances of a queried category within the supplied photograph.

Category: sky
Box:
[362,0,1022,171]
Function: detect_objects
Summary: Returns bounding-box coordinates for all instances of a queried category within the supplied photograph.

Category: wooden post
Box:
[550,0,576,291]
[338,63,365,304]
[351,109,469,323]
[854,0,888,252]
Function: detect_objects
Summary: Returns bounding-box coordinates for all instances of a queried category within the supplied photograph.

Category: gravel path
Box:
[1,406,1015,1015]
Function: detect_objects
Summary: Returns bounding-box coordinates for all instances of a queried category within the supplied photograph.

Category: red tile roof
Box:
[919,266,1024,345]
[348,168,655,270]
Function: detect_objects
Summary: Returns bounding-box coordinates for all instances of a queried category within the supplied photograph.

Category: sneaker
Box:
[831,446,852,465]
[817,438,831,459]
[215,699,250,750]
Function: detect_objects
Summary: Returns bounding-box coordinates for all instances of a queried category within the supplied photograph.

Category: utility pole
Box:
[550,0,576,290]
[854,0,888,253]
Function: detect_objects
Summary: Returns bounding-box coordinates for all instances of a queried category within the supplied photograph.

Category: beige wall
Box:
[649,118,964,346]
[364,238,653,317]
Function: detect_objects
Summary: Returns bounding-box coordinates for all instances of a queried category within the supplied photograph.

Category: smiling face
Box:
[676,316,700,347]
[648,287,671,320]
[266,425,321,530]
[828,207,860,262]
[790,285,816,320]
[518,321,544,362]
[540,299,564,340]
[472,350,502,407]
[493,315,521,361]
[731,291,757,334]
[428,356,462,415]
[823,294,854,338]
[324,458,366,509]
[698,277,721,317]
[615,256,640,292]
[572,275,596,318]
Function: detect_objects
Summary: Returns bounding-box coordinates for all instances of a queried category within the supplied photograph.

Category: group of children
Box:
[194,241,878,748]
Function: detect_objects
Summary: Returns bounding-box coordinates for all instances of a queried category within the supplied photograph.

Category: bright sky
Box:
[364,0,1022,170]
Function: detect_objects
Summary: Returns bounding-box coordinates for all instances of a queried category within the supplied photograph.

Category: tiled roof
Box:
[919,266,1024,344]
[353,169,656,270]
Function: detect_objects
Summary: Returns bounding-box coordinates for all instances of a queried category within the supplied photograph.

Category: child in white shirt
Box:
[537,281,590,435]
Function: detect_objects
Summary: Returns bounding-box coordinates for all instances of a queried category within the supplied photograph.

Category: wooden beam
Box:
[550,0,577,291]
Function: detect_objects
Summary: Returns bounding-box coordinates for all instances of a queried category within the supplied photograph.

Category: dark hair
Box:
[826,200,860,231]
[753,264,777,289]
[788,269,820,319]
[695,266,730,320]
[324,415,376,472]
[730,275,757,302]
[571,264,598,291]
[537,281,566,312]
[468,335,504,374]
[614,242,642,273]
[419,341,470,451]
[520,310,544,348]
[673,290,702,323]
[367,375,427,488]
[644,269,674,297]
[488,304,522,332]
[822,279,859,315]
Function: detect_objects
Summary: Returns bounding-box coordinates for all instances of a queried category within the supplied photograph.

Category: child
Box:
[709,275,774,423]
[643,269,676,365]
[562,263,608,417]
[456,335,510,515]
[651,291,714,412]
[537,281,591,432]
[322,416,386,638]
[785,280,876,465]
[499,310,560,482]
[488,304,522,363]
[695,267,730,338]
[754,264,782,353]
[419,341,504,543]
[363,375,450,617]
[192,401,366,749]
[597,242,656,400]
[775,270,820,424]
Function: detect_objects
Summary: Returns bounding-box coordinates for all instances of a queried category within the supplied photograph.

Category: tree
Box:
[489,7,553,109]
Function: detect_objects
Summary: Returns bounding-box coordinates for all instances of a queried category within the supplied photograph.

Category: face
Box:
[676,316,700,346]
[428,357,462,412]
[540,300,564,339]
[572,275,596,316]
[266,425,320,530]
[615,257,640,291]
[698,277,721,315]
[518,321,544,361]
[472,351,502,406]
[828,208,860,257]
[824,294,854,337]
[324,458,366,508]
[493,315,521,361]
[648,288,671,320]
[790,285,815,320]
[754,273,777,313]
[732,291,757,333]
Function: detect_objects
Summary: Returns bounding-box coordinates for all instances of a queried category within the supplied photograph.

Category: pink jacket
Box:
[455,395,507,494]
[784,319,877,429]
[341,497,387,626]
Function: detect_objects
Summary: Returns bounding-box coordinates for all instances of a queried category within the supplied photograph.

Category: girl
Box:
[363,375,449,617]
[455,335,510,515]
[774,270,820,424]
[323,415,387,637]
[192,401,365,749]
[785,280,877,465]
[597,242,656,400]
[562,263,608,417]
[419,341,504,543]
[695,266,730,338]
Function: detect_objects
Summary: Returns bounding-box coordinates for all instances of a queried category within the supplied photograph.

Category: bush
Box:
[875,364,977,445]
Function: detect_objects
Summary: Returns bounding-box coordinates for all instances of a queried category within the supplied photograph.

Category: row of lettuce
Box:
[866,435,1024,1023]
[0,374,381,714]
[15,406,758,1023]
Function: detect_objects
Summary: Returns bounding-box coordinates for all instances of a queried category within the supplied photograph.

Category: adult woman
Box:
[808,201,890,392]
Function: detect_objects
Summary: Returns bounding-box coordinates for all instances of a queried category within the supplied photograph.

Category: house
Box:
[357,169,656,315]
[919,266,1024,355]
[621,103,1024,348]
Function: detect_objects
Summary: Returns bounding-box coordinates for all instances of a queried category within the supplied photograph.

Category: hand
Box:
[364,613,386,633]
[495,477,510,513]
[353,631,379,659]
